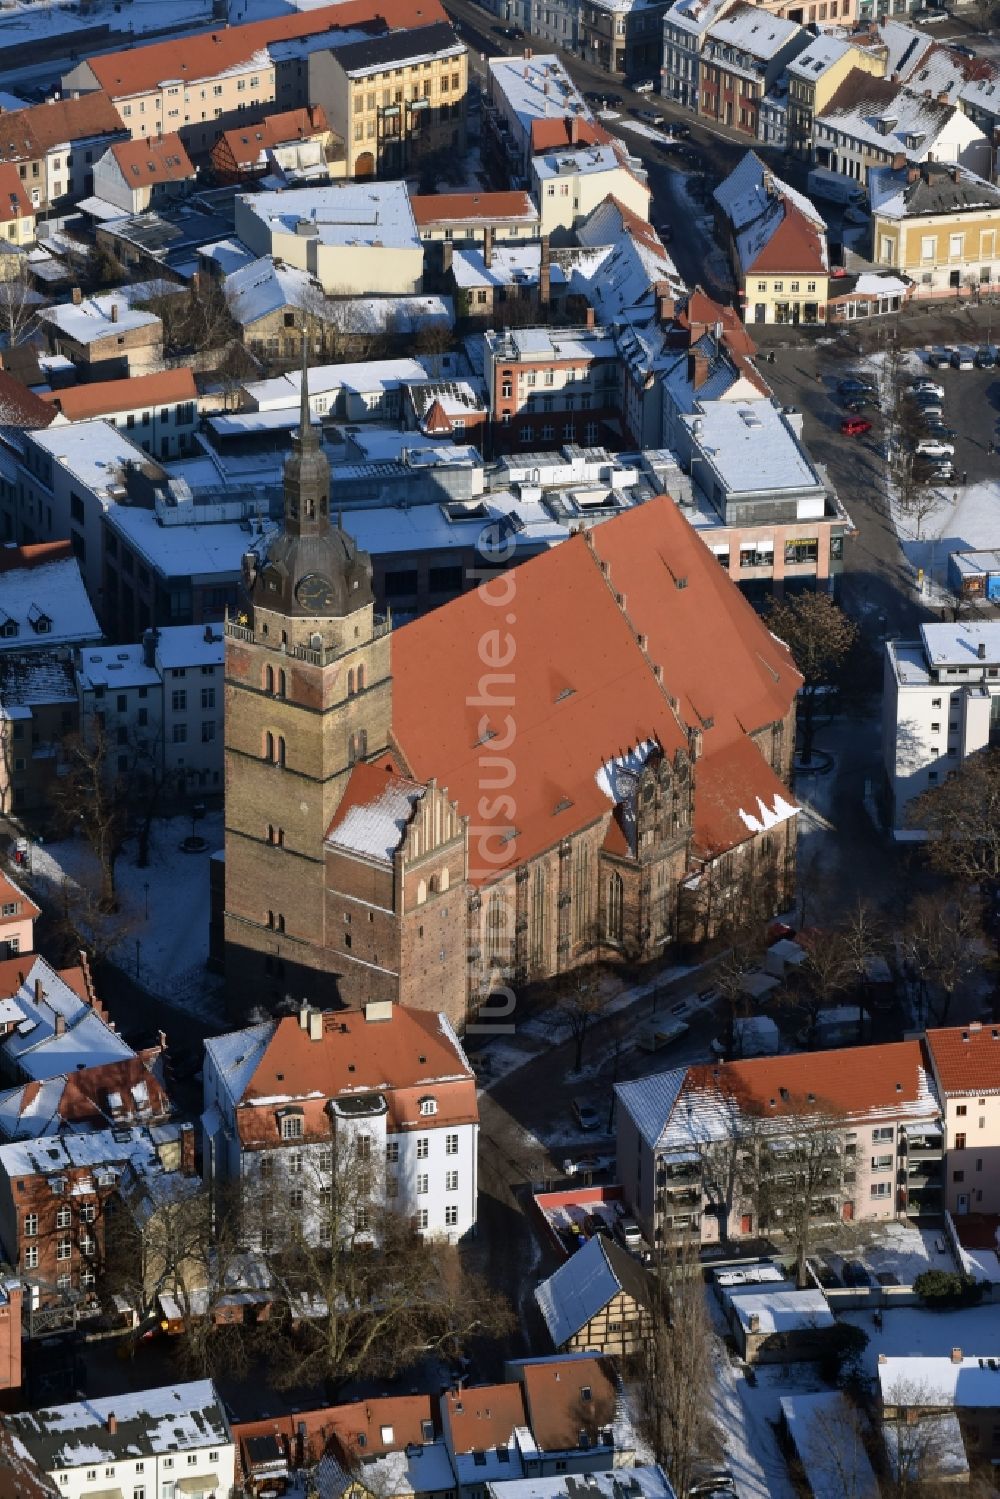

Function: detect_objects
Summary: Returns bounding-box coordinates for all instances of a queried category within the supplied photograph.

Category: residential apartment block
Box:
[784,33,885,158]
[882,621,1000,836]
[0,93,126,212]
[926,1024,1000,1218]
[483,322,622,452]
[662,0,739,114]
[482,53,590,184]
[714,152,829,325]
[41,369,198,461]
[410,189,540,253]
[532,139,649,239]
[615,1041,943,1249]
[7,1382,234,1499]
[870,160,1000,294]
[202,1004,479,1245]
[76,624,225,795]
[698,7,809,139]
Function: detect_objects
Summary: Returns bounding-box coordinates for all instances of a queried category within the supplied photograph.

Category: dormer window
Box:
[418,1097,437,1117]
[27,604,51,634]
[279,1109,303,1140]
[0,616,17,638]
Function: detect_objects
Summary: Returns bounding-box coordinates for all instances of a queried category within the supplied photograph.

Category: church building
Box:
[220,372,803,1029]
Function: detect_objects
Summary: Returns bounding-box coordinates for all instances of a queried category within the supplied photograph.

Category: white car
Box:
[632,78,655,93]
[915,438,955,459]
[909,378,945,399]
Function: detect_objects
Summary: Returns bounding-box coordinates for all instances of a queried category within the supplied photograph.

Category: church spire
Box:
[283,340,330,538]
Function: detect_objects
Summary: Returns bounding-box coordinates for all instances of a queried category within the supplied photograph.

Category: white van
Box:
[807,167,866,207]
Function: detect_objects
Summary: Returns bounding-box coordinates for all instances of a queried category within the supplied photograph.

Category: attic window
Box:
[497,1448,510,1463]
[279,1109,303,1140]
[419,1097,437,1117]
[27,604,51,634]
[357,1435,367,1450]
[473,1454,486,1468]
[581,1386,593,1402]
[555,687,576,701]
[553,798,573,815]
[379,1427,394,1446]
[420,1421,434,1442]
[0,618,17,638]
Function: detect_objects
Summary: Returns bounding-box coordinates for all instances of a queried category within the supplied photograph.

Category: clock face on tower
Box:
[295,572,337,613]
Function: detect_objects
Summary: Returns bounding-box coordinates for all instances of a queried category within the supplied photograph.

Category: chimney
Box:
[979,641,987,659]
[33,978,42,1004]
[71,286,81,305]
[180,1122,196,1175]
[687,349,710,389]
[939,92,951,106]
[141,627,157,668]
[688,725,703,761]
[539,259,551,309]
[483,225,493,269]
[907,165,920,183]
[748,1313,760,1334]
[442,240,453,273]
[892,152,906,171]
[658,293,675,324]
[110,302,119,323]
[54,1013,66,1037]
[570,113,579,145]
[308,1009,324,1041]
[107,1414,117,1436]
[950,163,960,181]
[299,1002,310,1030]
[951,1347,963,1364]
[584,305,596,329]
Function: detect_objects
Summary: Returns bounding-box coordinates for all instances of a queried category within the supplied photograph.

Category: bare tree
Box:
[902,888,983,1027]
[910,746,1000,885]
[638,1235,717,1499]
[881,1380,957,1498]
[799,1395,874,1499]
[0,257,39,347]
[767,592,859,764]
[557,967,610,1073]
[712,937,766,1061]
[790,927,854,1045]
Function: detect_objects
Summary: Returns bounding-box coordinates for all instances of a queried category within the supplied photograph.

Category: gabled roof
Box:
[325,761,425,865]
[0,869,39,925]
[715,152,828,277]
[225,255,316,327]
[530,116,611,153]
[0,1056,170,1142]
[705,2,804,61]
[926,1022,1000,1096]
[535,1233,650,1348]
[616,1039,938,1154]
[327,1395,435,1463]
[0,548,102,650]
[0,93,124,162]
[442,1383,527,1453]
[391,498,799,882]
[217,105,331,169]
[518,1355,617,1450]
[410,189,537,227]
[0,162,32,223]
[108,132,194,186]
[42,367,196,421]
[0,371,55,429]
[86,0,448,97]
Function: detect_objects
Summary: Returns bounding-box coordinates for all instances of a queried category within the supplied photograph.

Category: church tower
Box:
[222,358,392,1012]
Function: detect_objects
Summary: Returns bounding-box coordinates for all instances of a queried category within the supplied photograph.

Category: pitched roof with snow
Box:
[0,1057,170,1142]
[926,1022,1000,1096]
[817,74,968,158]
[0,549,101,650]
[325,763,425,865]
[109,132,194,186]
[616,1039,938,1154]
[392,497,800,882]
[225,255,317,327]
[869,159,1000,221]
[7,1379,229,1469]
[0,869,38,928]
[705,3,805,61]
[535,1233,650,1347]
[714,151,828,276]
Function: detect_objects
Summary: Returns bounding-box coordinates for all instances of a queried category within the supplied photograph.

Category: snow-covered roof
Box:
[488,54,589,135]
[0,655,76,717]
[535,1235,625,1348]
[29,419,150,503]
[787,33,854,79]
[451,244,544,289]
[869,160,1000,220]
[8,1378,229,1471]
[153,623,224,669]
[780,1393,879,1499]
[105,505,279,582]
[76,643,159,693]
[0,956,132,1080]
[705,5,804,59]
[244,356,442,410]
[204,1022,276,1112]
[663,0,735,41]
[920,619,1000,669]
[728,1286,834,1335]
[817,84,964,159]
[242,182,420,252]
[484,1465,675,1499]
[40,292,160,345]
[882,1412,968,1483]
[714,150,826,235]
[0,554,101,651]
[615,1068,687,1149]
[682,400,823,497]
[199,238,256,276]
[533,144,632,181]
[879,1354,1000,1408]
[326,775,424,864]
[225,254,318,326]
[321,294,453,336]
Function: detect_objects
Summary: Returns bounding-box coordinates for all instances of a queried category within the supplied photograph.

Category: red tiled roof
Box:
[443,1384,526,1452]
[0,870,39,925]
[421,398,451,432]
[234,1008,477,1148]
[926,1023,1000,1096]
[41,367,196,422]
[530,116,611,152]
[0,163,32,223]
[392,498,800,882]
[109,132,194,185]
[0,93,124,162]
[410,189,536,226]
[519,1357,617,1450]
[327,1396,435,1462]
[3,1057,170,1136]
[217,105,330,168]
[743,199,828,276]
[596,193,662,253]
[87,0,448,97]
[0,373,58,430]
[687,1039,933,1121]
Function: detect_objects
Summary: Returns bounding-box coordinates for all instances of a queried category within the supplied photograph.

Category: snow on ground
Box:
[0,0,210,45]
[841,1302,1000,1377]
[822,1221,957,1286]
[28,814,224,1023]
[712,1343,799,1499]
[615,119,679,146]
[892,478,1000,600]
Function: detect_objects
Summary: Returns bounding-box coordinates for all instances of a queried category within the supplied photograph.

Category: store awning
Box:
[175,1476,218,1495]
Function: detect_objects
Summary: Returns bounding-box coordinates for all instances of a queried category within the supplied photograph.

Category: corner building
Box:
[222,372,803,1027]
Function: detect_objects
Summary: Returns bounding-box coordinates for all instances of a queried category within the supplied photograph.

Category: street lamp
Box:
[143,882,150,921]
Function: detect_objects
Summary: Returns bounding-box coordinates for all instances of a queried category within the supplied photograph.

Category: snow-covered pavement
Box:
[615,119,679,146]
[712,1344,799,1499]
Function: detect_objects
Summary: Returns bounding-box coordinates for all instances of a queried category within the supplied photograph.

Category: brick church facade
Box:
[220,372,802,1030]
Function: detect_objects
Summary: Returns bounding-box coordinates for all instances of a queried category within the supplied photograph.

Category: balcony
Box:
[903,1138,944,1161]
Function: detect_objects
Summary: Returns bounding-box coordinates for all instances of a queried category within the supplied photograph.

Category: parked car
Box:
[636,1019,689,1052]
[839,375,877,398]
[841,415,872,437]
[842,395,874,413]
[951,345,976,369]
[909,377,945,399]
[572,1099,602,1131]
[614,1215,643,1251]
[582,1212,606,1238]
[635,106,664,122]
[922,421,957,441]
[927,346,953,368]
[843,1259,872,1287]
[562,1151,615,1177]
[672,122,692,138]
[976,344,1000,368]
[915,438,955,458]
[632,77,655,93]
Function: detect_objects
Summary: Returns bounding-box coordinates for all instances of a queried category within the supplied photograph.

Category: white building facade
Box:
[882,621,1000,836]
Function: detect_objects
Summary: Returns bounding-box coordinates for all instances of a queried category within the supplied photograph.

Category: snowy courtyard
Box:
[27,812,224,1022]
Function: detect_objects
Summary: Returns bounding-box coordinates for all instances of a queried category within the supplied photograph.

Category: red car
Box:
[840,415,872,437]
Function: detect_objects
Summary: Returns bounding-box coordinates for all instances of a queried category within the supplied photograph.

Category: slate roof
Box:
[7,1380,230,1470]
[535,1233,650,1348]
[328,20,461,74]
[869,160,1000,219]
